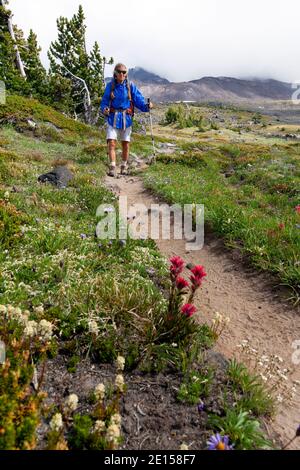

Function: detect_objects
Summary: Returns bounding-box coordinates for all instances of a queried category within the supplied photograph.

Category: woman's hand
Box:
[103,107,110,116]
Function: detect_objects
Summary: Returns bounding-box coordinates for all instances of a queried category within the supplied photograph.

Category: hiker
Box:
[100,63,153,176]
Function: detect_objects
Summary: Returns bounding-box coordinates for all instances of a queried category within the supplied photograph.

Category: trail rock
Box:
[38,165,74,188]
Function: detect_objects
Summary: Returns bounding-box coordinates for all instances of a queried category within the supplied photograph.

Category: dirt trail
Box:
[105,173,300,449]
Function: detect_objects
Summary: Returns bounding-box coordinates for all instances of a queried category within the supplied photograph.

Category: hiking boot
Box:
[107,164,116,177]
[120,163,128,175]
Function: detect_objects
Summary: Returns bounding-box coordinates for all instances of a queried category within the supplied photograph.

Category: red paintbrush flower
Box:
[190,265,207,290]
[170,256,185,278]
[181,303,197,317]
[278,223,285,230]
[176,277,189,290]
[295,205,300,214]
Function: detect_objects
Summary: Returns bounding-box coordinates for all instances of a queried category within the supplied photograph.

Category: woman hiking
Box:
[100,62,153,176]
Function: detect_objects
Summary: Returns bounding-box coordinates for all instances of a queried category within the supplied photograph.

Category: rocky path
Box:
[105,173,300,449]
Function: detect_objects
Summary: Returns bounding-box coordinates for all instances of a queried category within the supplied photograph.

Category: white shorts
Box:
[106,124,132,142]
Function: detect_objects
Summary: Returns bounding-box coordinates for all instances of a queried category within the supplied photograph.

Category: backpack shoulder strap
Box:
[109,80,115,108]
[127,80,132,102]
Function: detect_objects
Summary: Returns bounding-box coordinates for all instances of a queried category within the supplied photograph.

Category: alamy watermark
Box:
[0,81,6,105]
[96,196,204,251]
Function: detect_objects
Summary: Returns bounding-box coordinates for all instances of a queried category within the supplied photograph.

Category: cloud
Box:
[9,0,300,83]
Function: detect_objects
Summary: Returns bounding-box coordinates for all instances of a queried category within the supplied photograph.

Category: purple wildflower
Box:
[80,233,87,239]
[207,433,233,450]
[197,400,205,413]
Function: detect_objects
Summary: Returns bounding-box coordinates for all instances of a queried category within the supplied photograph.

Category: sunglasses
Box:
[116,70,127,74]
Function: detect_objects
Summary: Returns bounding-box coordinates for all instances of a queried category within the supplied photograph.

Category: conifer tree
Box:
[48,4,113,122]
[24,29,47,97]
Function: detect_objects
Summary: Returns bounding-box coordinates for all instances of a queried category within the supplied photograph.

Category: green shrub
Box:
[0,200,27,249]
[177,368,214,404]
[208,410,273,450]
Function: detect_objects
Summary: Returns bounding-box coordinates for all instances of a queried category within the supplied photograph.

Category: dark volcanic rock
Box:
[38,165,74,188]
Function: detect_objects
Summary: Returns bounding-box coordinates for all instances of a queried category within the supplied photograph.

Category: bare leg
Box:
[107,139,117,163]
[121,141,130,162]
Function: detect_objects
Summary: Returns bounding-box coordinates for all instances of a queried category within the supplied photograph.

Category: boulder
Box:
[38,165,74,188]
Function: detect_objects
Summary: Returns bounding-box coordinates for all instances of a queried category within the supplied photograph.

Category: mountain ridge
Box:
[105,67,293,103]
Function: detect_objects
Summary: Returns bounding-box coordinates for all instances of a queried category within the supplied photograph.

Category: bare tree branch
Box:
[2,0,26,79]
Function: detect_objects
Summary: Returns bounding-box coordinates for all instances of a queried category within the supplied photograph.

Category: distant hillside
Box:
[106,67,293,103]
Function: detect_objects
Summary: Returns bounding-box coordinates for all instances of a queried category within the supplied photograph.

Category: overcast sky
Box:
[9,0,300,83]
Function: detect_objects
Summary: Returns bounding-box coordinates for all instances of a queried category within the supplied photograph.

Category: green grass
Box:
[0,97,279,449]
[143,140,300,299]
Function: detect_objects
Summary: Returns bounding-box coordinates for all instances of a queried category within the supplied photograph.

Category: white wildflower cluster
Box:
[38,319,54,341]
[94,383,105,401]
[236,341,299,405]
[111,413,121,426]
[64,394,79,413]
[93,420,106,433]
[211,311,230,338]
[106,423,121,445]
[88,319,99,336]
[50,413,63,432]
[0,304,54,342]
[115,374,125,393]
[116,355,125,372]
[129,246,168,273]
[179,443,189,450]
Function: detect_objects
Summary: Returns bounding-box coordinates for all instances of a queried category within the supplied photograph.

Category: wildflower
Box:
[170,256,185,278]
[277,394,283,403]
[115,374,125,392]
[197,400,205,412]
[176,277,189,290]
[116,355,125,371]
[106,424,120,443]
[179,443,189,450]
[295,205,300,214]
[0,305,7,314]
[50,413,63,432]
[94,383,105,401]
[190,265,206,290]
[88,320,99,335]
[38,319,53,341]
[80,233,87,239]
[93,420,106,433]
[278,223,285,230]
[181,304,197,318]
[34,305,44,315]
[207,433,233,450]
[64,394,78,412]
[4,191,10,200]
[24,320,38,338]
[7,305,15,314]
[111,413,122,426]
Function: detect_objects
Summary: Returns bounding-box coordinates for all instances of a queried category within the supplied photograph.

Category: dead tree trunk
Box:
[60,63,92,124]
[1,0,26,79]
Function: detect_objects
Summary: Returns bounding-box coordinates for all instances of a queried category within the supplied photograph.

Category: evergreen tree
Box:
[24,29,47,97]
[48,4,113,122]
